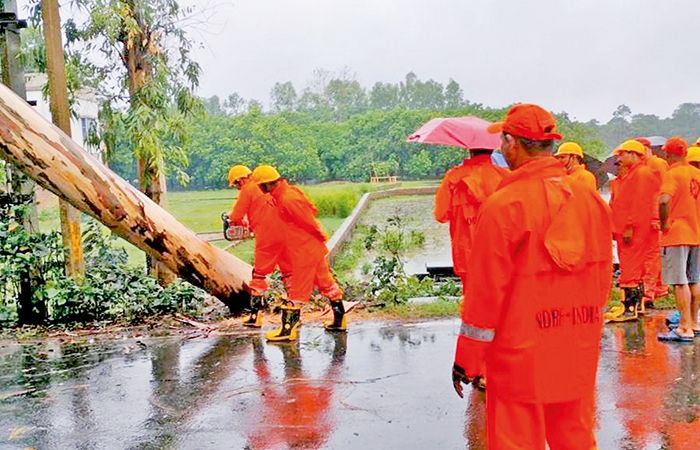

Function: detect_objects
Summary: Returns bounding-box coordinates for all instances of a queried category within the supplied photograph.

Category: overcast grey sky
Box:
[21,0,700,123]
[178,0,700,122]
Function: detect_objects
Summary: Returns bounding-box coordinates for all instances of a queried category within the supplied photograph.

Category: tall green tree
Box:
[66,0,202,281]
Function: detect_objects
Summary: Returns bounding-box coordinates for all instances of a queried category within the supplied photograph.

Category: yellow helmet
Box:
[613,140,645,156]
[252,164,281,184]
[554,142,584,157]
[687,146,700,163]
[227,165,252,186]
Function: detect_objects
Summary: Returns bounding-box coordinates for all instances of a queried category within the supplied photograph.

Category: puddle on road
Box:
[1,317,699,449]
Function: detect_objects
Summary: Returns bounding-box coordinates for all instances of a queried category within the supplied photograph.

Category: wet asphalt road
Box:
[1,315,699,449]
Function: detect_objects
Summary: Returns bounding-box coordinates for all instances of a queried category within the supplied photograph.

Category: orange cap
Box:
[663,136,688,156]
[487,103,563,141]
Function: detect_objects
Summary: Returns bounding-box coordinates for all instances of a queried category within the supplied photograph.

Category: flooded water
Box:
[353,195,452,276]
[1,315,699,449]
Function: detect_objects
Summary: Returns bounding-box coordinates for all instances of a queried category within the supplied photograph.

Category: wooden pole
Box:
[0,82,252,313]
[41,0,85,279]
[0,0,45,324]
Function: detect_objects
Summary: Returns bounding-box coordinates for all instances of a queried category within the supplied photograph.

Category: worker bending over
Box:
[252,165,346,342]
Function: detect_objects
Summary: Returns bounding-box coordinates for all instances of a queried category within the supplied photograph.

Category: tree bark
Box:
[42,0,85,279]
[122,3,176,285]
[0,83,251,313]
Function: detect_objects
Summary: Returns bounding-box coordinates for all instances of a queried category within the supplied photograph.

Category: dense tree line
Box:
[108,72,700,190]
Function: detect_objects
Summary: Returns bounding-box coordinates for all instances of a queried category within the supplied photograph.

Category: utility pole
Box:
[41,0,85,279]
[0,0,45,324]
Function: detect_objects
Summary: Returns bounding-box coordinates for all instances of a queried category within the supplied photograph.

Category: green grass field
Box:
[36,180,434,267]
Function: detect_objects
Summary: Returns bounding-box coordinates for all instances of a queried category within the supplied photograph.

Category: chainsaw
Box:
[221,213,253,241]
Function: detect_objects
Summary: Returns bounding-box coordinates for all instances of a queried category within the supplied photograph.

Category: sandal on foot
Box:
[658,329,694,343]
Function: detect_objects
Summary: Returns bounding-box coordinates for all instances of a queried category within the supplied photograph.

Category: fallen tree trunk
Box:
[0,83,251,313]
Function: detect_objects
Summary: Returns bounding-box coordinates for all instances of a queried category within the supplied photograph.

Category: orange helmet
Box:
[613,140,645,156]
[554,142,584,157]
[227,165,252,186]
[686,146,700,163]
[252,165,281,184]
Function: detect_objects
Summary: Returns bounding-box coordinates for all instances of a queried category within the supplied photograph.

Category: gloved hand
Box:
[452,363,471,398]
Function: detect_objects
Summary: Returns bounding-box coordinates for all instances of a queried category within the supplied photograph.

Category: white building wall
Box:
[25,73,101,161]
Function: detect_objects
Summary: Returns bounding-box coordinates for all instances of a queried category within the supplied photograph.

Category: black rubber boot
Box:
[324,300,346,332]
[243,296,263,328]
[611,286,641,322]
[265,304,301,342]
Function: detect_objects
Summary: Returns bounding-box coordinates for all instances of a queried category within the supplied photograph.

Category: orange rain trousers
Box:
[645,155,669,296]
[434,154,508,280]
[454,157,612,447]
[609,161,660,288]
[271,180,343,303]
[229,181,291,293]
[486,393,597,450]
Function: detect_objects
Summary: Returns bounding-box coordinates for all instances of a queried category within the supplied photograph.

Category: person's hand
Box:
[452,363,471,398]
[622,226,633,246]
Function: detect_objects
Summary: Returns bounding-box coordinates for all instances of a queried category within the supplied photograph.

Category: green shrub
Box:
[1,215,207,326]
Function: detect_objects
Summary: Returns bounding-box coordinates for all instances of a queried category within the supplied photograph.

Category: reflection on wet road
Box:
[1,316,699,449]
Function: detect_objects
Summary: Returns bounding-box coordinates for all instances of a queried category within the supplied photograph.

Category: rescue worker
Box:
[656,137,700,342]
[452,103,613,449]
[637,137,669,181]
[608,140,660,321]
[227,164,291,328]
[553,141,598,191]
[636,137,670,305]
[434,148,508,392]
[251,165,346,342]
[434,148,509,292]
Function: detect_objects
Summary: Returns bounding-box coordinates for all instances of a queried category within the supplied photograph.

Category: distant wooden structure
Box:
[370,175,399,183]
[369,162,399,184]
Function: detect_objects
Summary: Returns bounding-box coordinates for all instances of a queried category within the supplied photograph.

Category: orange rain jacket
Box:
[454,157,613,403]
[646,154,669,182]
[609,160,660,287]
[434,154,508,279]
[270,180,343,302]
[658,161,700,247]
[229,181,291,291]
[568,164,597,191]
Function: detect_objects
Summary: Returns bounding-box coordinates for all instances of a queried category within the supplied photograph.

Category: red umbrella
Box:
[406,116,501,150]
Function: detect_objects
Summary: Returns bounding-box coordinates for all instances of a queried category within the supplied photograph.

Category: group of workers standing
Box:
[441,103,700,449]
[226,102,700,448]
[226,164,347,342]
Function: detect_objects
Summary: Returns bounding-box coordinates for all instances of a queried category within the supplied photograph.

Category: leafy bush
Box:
[0,212,207,326]
[45,220,208,324]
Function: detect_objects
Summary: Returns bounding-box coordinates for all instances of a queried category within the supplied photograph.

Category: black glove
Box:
[452,363,471,398]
